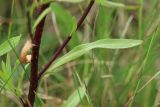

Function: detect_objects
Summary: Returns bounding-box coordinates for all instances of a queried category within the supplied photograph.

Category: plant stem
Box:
[24,4,49,107]
[38,0,95,80]
[24,0,95,106]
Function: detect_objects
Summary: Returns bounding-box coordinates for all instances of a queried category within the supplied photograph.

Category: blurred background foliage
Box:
[0,0,160,107]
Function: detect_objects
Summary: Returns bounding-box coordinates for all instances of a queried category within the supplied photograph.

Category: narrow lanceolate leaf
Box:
[96,0,139,9]
[57,0,84,3]
[61,87,85,107]
[0,36,21,56]
[47,39,142,73]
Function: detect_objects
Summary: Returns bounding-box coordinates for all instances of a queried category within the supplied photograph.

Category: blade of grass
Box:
[138,0,143,39]
[127,27,159,107]
[137,71,160,93]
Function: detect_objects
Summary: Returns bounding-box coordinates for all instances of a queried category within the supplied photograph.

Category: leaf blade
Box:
[47,39,142,72]
[61,87,85,107]
[0,36,21,56]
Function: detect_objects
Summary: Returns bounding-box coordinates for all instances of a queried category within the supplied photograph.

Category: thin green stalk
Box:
[137,71,160,93]
[0,60,19,93]
[128,80,141,107]
[137,28,158,74]
[74,70,93,107]
[128,27,158,107]
[138,0,143,39]
[7,40,29,79]
[7,0,15,38]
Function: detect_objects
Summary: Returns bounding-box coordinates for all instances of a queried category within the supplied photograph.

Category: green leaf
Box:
[70,16,77,34]
[57,0,84,3]
[47,39,142,73]
[96,0,139,9]
[0,55,20,94]
[61,87,85,107]
[0,36,21,56]
[35,92,44,107]
[33,7,51,30]
[95,6,112,39]
[50,3,77,37]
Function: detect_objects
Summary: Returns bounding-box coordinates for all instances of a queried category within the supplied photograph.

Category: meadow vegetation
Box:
[0,0,160,107]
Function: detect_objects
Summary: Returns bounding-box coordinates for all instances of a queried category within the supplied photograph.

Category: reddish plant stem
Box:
[38,35,72,79]
[24,4,49,107]
[76,0,95,30]
[38,0,95,79]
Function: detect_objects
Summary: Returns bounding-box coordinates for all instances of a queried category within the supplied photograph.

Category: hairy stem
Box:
[38,0,95,79]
